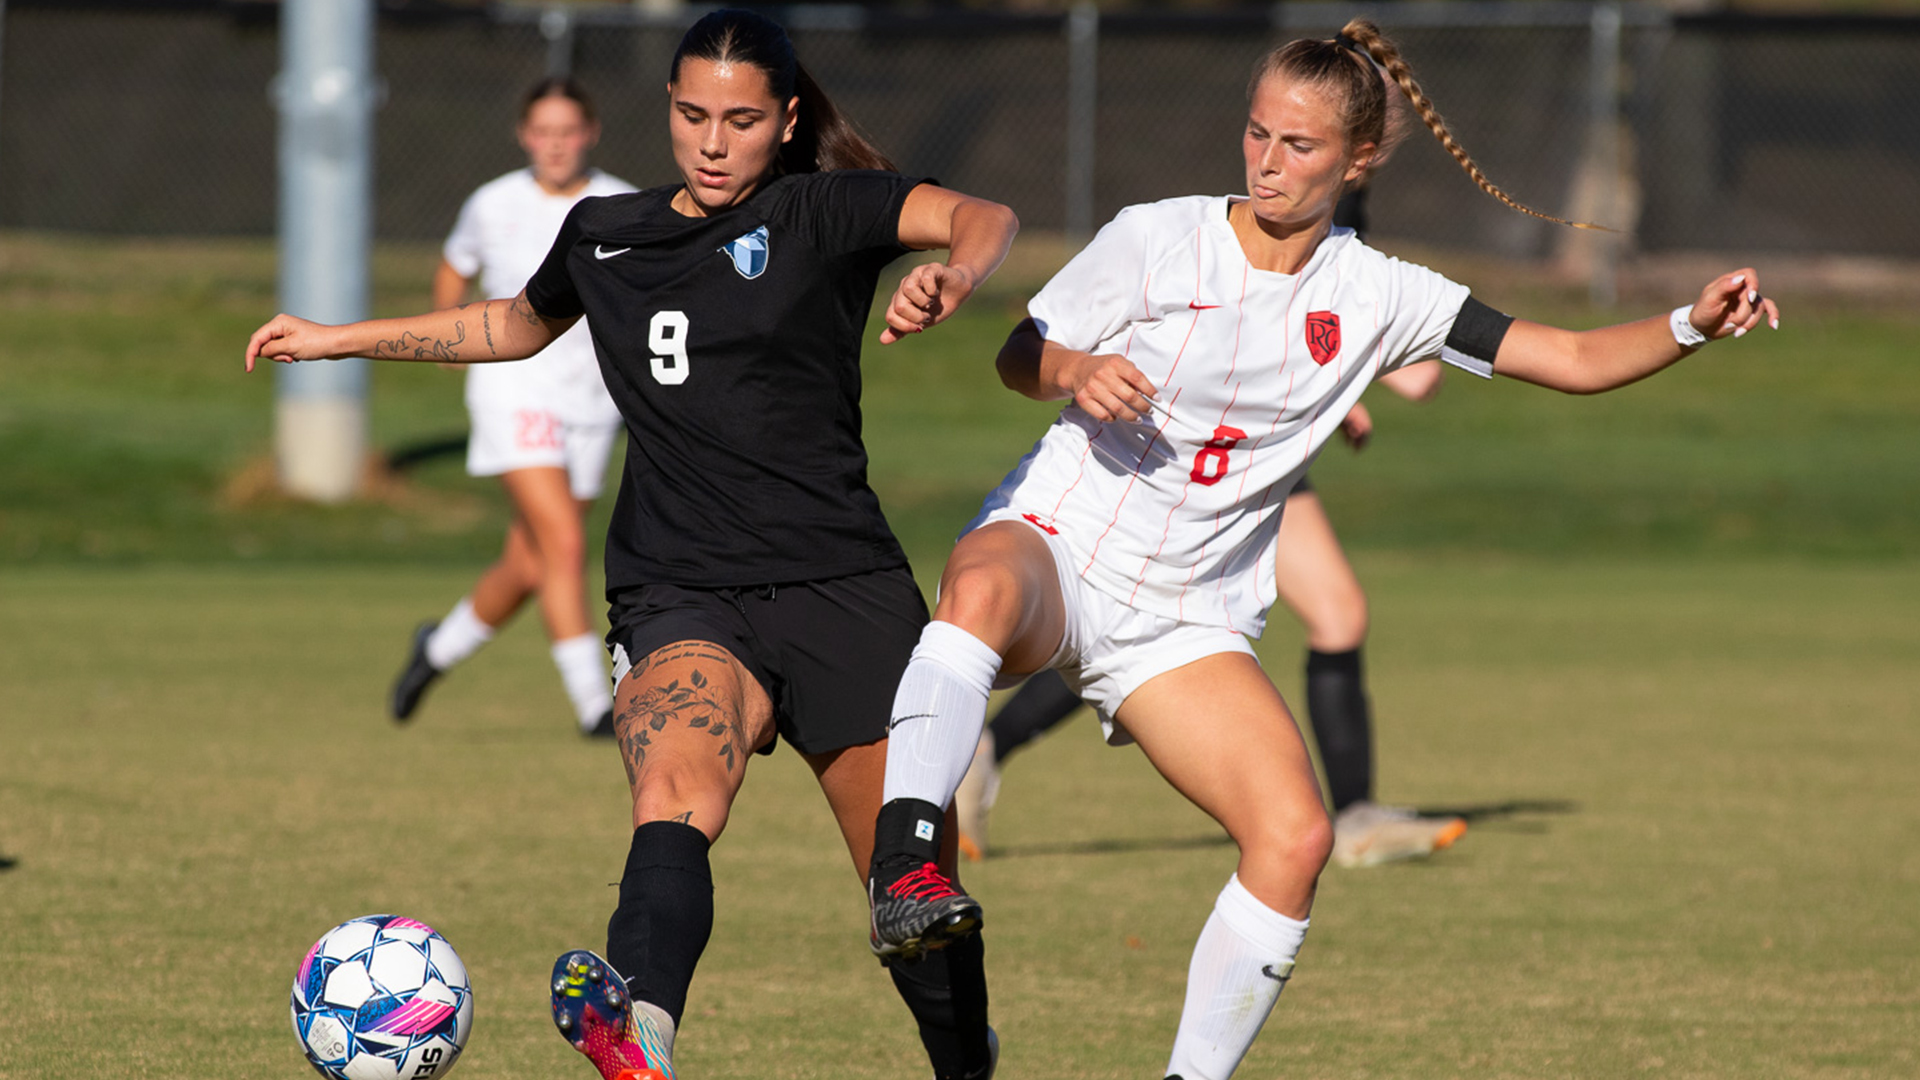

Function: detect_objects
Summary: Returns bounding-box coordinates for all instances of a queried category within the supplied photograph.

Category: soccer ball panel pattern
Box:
[291,914,474,1080]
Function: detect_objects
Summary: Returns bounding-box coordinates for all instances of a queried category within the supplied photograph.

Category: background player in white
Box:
[865,19,1778,1079]
[389,79,637,736]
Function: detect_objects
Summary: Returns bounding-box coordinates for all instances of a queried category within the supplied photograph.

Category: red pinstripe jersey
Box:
[971,195,1483,636]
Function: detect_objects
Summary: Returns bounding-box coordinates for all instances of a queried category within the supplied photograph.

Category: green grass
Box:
[1,561,1915,1079]
[2,231,1917,564]
[2,232,1918,1078]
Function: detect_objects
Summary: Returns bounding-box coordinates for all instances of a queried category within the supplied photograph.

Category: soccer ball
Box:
[291,914,474,1080]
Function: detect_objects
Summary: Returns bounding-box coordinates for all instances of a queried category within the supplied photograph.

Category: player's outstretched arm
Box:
[995,317,1159,423]
[244,290,576,373]
[879,185,1019,344]
[1495,269,1781,395]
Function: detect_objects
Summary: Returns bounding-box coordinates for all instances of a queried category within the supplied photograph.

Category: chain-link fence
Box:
[4,0,1917,261]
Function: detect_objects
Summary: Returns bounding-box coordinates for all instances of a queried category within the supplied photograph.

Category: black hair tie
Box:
[1334,33,1365,55]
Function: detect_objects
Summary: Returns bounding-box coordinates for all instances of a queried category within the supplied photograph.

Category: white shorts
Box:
[465,407,621,501]
[978,509,1259,747]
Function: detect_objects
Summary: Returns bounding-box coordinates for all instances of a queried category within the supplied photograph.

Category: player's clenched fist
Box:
[245,314,340,372]
[1686,268,1780,342]
[1060,351,1158,424]
[879,263,976,344]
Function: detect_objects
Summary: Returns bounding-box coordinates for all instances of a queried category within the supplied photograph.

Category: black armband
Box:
[1438,296,1513,378]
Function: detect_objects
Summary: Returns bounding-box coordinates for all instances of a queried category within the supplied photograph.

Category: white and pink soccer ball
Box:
[291,914,474,1080]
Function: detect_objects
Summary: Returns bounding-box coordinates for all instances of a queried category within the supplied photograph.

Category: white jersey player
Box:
[866,18,1779,1080]
[389,79,637,736]
[446,167,633,479]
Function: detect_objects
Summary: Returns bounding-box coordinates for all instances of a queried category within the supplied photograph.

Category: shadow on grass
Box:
[0,855,17,871]
[1419,798,1580,829]
[985,800,1578,860]
[990,833,1234,860]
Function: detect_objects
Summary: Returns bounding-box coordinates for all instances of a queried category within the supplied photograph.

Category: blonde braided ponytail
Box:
[1338,19,1607,231]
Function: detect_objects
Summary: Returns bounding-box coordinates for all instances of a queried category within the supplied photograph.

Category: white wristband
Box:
[1670,305,1709,349]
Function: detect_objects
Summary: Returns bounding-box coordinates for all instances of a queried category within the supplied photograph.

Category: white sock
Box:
[1165,875,1310,1080]
[551,633,613,728]
[881,621,1004,808]
[424,598,494,671]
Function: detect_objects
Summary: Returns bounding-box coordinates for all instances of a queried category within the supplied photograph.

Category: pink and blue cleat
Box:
[550,950,675,1080]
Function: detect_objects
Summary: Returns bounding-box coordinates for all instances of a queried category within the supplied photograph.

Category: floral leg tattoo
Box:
[614,644,757,795]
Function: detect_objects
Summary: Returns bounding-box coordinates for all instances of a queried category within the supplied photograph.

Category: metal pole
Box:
[1588,0,1622,308]
[274,0,376,502]
[1064,2,1098,247]
[541,6,576,79]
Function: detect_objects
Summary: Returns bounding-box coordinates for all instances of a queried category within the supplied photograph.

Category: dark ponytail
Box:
[520,76,597,125]
[671,9,895,174]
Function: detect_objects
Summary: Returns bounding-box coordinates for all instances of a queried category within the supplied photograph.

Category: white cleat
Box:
[1330,801,1467,868]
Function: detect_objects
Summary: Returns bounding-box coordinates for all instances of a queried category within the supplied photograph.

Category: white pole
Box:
[274,0,376,503]
[540,6,575,79]
[1064,2,1099,247]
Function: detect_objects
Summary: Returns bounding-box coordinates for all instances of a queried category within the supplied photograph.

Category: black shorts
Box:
[1289,472,1314,497]
[605,567,930,756]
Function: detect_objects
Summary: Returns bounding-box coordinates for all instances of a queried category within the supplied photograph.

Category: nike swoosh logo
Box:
[594,245,632,260]
[887,712,939,732]
[1189,301,1222,310]
[1261,963,1293,983]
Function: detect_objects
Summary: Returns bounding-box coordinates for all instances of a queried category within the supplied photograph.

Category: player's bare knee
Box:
[1241,805,1334,883]
[1303,593,1368,652]
[933,558,1030,640]
[541,528,587,575]
[631,760,728,825]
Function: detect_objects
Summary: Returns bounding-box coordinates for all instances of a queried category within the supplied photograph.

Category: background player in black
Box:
[246,11,1017,1080]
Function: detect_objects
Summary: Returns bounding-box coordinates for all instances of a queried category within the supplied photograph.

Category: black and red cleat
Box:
[868,860,983,965]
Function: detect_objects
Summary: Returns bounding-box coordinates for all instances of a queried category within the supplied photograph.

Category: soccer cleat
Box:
[1329,801,1468,868]
[952,732,1001,862]
[389,622,443,723]
[550,950,675,1080]
[868,860,983,964]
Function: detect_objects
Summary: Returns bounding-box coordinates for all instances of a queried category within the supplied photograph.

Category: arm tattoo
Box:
[669,811,693,825]
[481,305,496,354]
[373,322,467,362]
[508,294,545,329]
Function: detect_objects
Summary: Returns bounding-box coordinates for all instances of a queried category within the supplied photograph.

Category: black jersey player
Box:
[247,11,1018,1080]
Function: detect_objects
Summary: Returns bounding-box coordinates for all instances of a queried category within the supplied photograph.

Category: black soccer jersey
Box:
[524,170,927,592]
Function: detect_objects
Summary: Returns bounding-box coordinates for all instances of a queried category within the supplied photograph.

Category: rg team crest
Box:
[1305,310,1340,366]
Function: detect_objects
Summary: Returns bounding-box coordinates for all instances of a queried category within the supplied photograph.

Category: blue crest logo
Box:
[719,226,770,280]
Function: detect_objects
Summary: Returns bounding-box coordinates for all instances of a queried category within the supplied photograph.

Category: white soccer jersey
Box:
[973,195,1494,636]
[442,168,637,425]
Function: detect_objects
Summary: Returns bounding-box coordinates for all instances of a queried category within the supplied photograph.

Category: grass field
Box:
[2,232,1917,1079]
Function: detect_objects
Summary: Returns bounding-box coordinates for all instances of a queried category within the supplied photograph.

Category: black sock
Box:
[872,797,944,873]
[1305,647,1373,813]
[889,932,992,1080]
[986,670,1083,763]
[604,821,713,1028]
